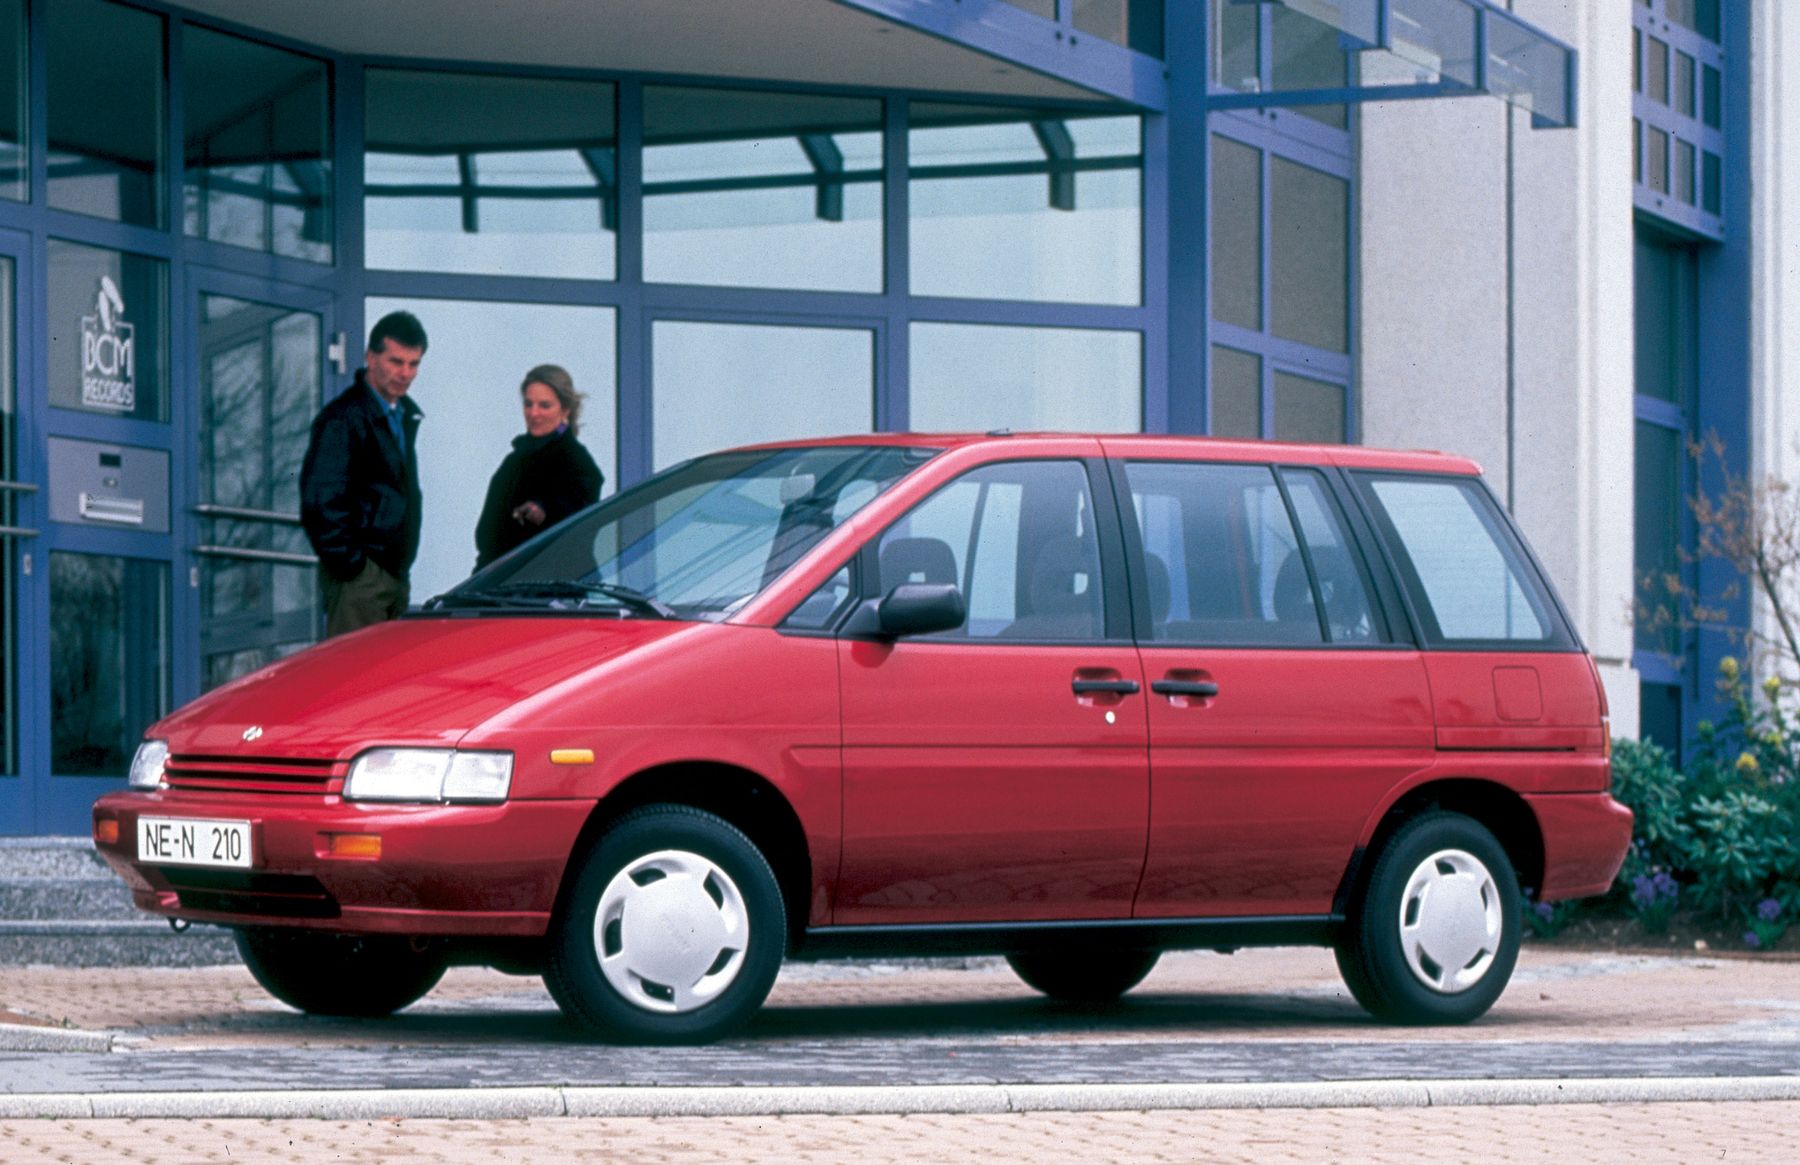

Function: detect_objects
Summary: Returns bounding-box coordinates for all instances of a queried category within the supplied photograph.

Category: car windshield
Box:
[428,444,936,620]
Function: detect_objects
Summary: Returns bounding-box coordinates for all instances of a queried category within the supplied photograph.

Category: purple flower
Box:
[1534,901,1556,921]
[1758,898,1783,922]
[1744,931,1763,949]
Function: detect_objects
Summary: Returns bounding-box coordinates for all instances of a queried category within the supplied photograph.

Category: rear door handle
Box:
[1151,679,1219,698]
[1071,678,1140,695]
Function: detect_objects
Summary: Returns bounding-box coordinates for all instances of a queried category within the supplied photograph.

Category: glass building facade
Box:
[0,0,1585,834]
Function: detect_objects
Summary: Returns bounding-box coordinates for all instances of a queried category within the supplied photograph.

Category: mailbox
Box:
[47,437,170,533]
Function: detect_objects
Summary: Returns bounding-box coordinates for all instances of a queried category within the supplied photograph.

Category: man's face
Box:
[366,340,425,405]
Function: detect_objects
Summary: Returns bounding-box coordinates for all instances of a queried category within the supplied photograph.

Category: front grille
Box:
[156,867,340,919]
[164,754,343,796]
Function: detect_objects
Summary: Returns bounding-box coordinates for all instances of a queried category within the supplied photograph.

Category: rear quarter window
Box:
[1354,472,1572,649]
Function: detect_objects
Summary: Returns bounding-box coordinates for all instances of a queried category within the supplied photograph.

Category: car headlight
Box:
[127,739,169,790]
[344,749,513,803]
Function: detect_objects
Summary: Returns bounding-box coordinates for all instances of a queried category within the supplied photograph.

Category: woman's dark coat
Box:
[473,428,603,569]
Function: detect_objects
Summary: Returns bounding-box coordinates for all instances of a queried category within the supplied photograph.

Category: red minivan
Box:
[93,434,1631,1042]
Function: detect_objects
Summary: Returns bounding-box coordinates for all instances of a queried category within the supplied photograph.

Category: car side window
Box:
[875,460,1106,641]
[1358,473,1558,645]
[1124,461,1323,645]
[1279,469,1386,644]
[781,565,854,631]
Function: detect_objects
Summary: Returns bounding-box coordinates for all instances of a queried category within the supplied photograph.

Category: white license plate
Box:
[137,816,253,869]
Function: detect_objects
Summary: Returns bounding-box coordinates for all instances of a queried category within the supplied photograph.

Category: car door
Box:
[1114,455,1436,919]
[834,450,1150,925]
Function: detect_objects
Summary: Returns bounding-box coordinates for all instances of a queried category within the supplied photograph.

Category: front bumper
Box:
[1524,791,1634,901]
[92,791,591,936]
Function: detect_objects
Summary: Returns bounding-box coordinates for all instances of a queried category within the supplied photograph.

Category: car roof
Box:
[733,432,1484,476]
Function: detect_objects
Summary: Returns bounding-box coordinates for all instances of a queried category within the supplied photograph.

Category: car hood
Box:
[154,615,694,759]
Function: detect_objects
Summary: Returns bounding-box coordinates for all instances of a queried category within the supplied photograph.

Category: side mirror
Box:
[846,582,966,638]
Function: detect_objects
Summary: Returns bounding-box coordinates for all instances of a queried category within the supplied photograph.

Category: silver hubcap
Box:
[595,848,749,1014]
[1398,847,1502,994]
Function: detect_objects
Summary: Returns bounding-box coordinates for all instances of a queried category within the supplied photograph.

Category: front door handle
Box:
[1152,679,1219,698]
[1071,678,1140,696]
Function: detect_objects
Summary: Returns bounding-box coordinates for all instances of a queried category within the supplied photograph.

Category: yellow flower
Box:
[1764,676,1784,698]
[1736,751,1759,773]
[1720,656,1740,680]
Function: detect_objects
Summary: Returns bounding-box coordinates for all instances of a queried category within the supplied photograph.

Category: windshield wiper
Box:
[442,579,677,620]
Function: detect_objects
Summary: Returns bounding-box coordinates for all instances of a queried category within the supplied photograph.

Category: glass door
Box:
[0,236,31,833]
[186,275,333,691]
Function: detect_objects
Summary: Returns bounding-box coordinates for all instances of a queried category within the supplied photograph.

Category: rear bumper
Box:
[92,791,591,936]
[1524,791,1633,901]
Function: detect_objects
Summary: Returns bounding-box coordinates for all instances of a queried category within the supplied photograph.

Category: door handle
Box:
[1152,679,1219,698]
[1071,678,1140,696]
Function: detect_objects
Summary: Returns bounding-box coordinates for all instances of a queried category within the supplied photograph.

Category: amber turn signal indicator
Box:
[324,832,382,859]
[94,818,119,845]
[550,749,595,765]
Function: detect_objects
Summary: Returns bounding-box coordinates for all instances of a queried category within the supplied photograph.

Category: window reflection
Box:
[184,29,332,263]
[47,241,167,423]
[198,296,322,688]
[0,0,22,202]
[910,322,1140,433]
[1272,370,1345,443]
[651,321,872,469]
[51,554,168,776]
[48,0,165,226]
[368,296,618,602]
[910,104,1141,306]
[1211,345,1261,438]
[643,87,882,293]
[1210,135,1261,331]
[1269,6,1349,130]
[365,70,616,279]
[1270,157,1348,354]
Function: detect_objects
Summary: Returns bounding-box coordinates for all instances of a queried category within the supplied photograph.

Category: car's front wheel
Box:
[545,805,786,1044]
[1334,810,1521,1024]
[1006,948,1161,1003]
[235,928,447,1017]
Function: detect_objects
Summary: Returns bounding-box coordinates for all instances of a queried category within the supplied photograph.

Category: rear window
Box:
[1354,473,1570,648]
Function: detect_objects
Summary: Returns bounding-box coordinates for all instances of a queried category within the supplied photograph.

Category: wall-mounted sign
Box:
[80,275,136,411]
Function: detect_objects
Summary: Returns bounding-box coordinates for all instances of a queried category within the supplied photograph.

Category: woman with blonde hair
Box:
[473,364,604,569]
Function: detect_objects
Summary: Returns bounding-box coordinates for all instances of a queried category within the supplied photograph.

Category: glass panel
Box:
[367,296,619,603]
[910,105,1142,305]
[0,258,11,773]
[1123,461,1320,644]
[1384,0,1480,88]
[1645,37,1669,105]
[48,0,165,226]
[1486,12,1571,126]
[1211,345,1261,437]
[782,565,853,631]
[1634,237,1693,407]
[50,553,168,775]
[910,322,1141,433]
[197,296,323,689]
[1270,157,1348,354]
[1075,0,1165,56]
[1364,476,1555,643]
[0,0,22,202]
[184,28,332,263]
[652,320,872,470]
[1674,139,1696,205]
[1640,682,1681,757]
[1702,65,1721,129]
[1674,51,1696,118]
[643,87,882,293]
[365,69,616,279]
[1272,370,1344,443]
[1632,30,1641,95]
[1702,151,1721,215]
[461,445,924,622]
[1214,0,1261,91]
[1210,135,1261,331]
[1280,468,1383,642]
[1645,127,1669,194]
[47,241,167,422]
[1270,5,1348,129]
[1667,0,1720,42]
[1632,118,1642,184]
[1634,420,1681,656]
[881,460,1104,641]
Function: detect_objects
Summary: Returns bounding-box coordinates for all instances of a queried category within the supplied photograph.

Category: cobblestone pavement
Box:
[2,1102,1798,1164]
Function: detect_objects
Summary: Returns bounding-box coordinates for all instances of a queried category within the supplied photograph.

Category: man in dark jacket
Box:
[299,311,429,636]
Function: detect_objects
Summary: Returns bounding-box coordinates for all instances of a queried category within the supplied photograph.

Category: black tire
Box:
[1334,811,1521,1025]
[1006,948,1161,1003]
[545,805,786,1044]
[235,928,446,1018]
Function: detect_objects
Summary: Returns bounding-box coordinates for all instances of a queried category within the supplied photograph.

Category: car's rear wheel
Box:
[235,928,446,1017]
[545,805,786,1044]
[1334,811,1521,1024]
[1006,948,1161,1003]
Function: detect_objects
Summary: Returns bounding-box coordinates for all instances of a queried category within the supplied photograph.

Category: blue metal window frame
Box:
[1632,1,1724,240]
